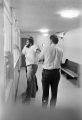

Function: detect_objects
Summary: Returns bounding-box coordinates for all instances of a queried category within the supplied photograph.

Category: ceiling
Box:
[11,0,82,33]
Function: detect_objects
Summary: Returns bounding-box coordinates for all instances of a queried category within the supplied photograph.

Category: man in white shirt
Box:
[23,37,39,99]
[16,36,40,102]
[39,34,63,107]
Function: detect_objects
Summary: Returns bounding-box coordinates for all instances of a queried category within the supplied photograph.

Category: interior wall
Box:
[63,28,82,89]
[12,9,20,68]
[0,2,5,104]
[3,0,14,102]
[63,28,82,65]
[13,27,20,67]
[2,0,20,102]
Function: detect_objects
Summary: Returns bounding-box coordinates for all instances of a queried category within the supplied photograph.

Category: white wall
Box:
[37,34,50,49]
[63,28,82,89]
[0,2,5,105]
[12,9,20,68]
[63,28,82,65]
[0,0,21,102]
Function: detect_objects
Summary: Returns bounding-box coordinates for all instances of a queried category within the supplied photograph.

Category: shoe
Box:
[21,92,27,98]
[42,100,48,108]
[50,100,56,107]
[22,96,31,104]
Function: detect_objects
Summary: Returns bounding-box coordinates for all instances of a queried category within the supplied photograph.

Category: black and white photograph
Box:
[0,0,82,120]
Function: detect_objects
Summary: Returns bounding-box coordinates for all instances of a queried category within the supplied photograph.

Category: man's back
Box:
[42,44,63,69]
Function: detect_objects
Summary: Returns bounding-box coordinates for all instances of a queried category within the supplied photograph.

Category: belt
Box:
[26,64,33,67]
[43,68,60,71]
[26,64,37,67]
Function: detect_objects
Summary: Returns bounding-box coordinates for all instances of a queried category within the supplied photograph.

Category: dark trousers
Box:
[42,69,60,107]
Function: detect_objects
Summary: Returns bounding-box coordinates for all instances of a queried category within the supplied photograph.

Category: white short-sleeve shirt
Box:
[22,45,38,66]
[39,44,63,70]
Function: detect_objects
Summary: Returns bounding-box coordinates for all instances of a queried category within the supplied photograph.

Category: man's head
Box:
[50,34,59,44]
[26,36,34,47]
[29,36,34,46]
[26,39,30,48]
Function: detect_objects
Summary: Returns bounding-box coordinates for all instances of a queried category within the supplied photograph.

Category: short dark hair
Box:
[50,34,59,44]
[28,36,34,45]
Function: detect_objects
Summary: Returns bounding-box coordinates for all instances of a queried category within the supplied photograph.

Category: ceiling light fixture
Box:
[43,33,49,37]
[58,9,80,18]
[39,28,49,33]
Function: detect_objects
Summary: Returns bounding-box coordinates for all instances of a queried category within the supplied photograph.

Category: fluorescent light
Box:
[39,28,49,33]
[58,9,80,18]
[43,33,49,37]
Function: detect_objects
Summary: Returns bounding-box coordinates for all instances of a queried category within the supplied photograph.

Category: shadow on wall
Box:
[4,51,14,87]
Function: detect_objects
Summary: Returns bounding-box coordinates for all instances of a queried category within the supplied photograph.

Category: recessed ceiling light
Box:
[39,28,49,33]
[58,9,80,18]
[43,33,49,37]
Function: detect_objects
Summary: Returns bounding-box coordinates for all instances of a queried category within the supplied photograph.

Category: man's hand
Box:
[36,48,41,54]
[38,59,44,64]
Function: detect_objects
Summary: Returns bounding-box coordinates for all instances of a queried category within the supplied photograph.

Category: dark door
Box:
[21,38,27,67]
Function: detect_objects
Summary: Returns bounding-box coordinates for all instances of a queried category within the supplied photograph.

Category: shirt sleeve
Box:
[38,47,45,61]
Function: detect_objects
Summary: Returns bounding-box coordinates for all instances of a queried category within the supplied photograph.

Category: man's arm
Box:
[38,48,45,63]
